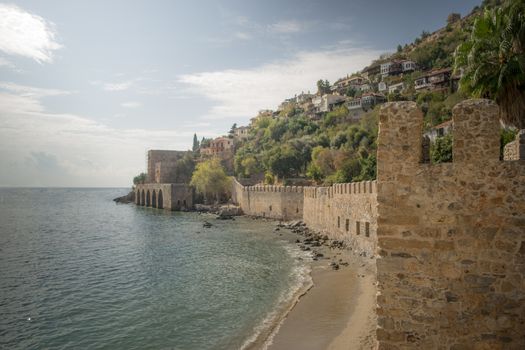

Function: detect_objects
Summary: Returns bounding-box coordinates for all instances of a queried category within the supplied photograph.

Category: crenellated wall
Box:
[503,130,525,161]
[232,99,524,349]
[232,178,378,254]
[232,178,303,220]
[375,100,525,349]
[303,181,378,256]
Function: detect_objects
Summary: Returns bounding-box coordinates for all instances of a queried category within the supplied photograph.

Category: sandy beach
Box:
[267,247,377,350]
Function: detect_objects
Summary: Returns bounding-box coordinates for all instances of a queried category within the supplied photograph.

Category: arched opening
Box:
[158,190,164,209]
[152,190,157,208]
[141,190,145,206]
[183,199,187,207]
[146,190,151,207]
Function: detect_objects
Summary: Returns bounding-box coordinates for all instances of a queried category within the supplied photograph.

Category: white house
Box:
[401,60,417,72]
[378,81,387,92]
[388,82,405,94]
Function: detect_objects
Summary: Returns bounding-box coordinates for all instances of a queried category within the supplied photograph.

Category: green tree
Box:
[316,79,331,95]
[397,44,403,52]
[174,153,196,183]
[430,134,453,163]
[192,134,200,152]
[190,158,231,203]
[229,123,237,136]
[133,172,147,185]
[455,2,525,128]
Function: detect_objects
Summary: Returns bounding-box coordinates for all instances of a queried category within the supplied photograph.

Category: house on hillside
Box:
[233,126,250,139]
[362,64,381,80]
[312,94,346,113]
[200,137,235,166]
[295,92,314,104]
[346,92,386,120]
[401,60,417,72]
[424,120,453,141]
[415,68,452,92]
[331,76,369,95]
[381,61,403,77]
[388,82,405,94]
[378,81,388,93]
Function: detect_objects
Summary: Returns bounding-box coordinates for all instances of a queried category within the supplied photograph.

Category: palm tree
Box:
[454,1,525,128]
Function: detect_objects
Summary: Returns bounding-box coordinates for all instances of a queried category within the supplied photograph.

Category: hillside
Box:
[202,0,516,186]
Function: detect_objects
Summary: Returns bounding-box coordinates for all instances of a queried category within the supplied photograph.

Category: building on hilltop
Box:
[361,63,381,80]
[381,59,417,77]
[414,68,452,92]
[423,119,453,141]
[388,81,405,94]
[346,92,386,120]
[200,137,234,158]
[312,94,346,113]
[233,126,250,139]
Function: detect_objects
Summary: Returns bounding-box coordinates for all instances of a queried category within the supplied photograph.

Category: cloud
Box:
[268,20,309,34]
[103,80,134,91]
[121,101,142,108]
[0,4,62,63]
[0,82,217,187]
[178,44,380,120]
[0,81,71,97]
[234,32,252,40]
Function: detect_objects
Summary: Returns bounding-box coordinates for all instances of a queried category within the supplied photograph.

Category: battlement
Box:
[376,99,525,349]
[243,185,304,193]
[304,180,377,198]
[230,99,524,349]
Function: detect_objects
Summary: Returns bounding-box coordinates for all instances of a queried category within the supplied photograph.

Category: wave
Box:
[239,242,313,350]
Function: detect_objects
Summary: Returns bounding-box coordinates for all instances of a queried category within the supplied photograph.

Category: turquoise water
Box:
[0,188,310,349]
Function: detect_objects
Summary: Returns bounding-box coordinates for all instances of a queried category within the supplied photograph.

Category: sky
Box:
[0,0,481,187]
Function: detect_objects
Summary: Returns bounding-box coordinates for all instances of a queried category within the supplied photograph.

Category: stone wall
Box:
[503,130,525,161]
[231,179,304,221]
[146,150,188,183]
[232,178,378,255]
[303,181,378,257]
[135,183,194,210]
[375,100,525,349]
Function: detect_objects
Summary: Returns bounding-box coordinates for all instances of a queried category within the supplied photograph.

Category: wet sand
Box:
[267,250,377,350]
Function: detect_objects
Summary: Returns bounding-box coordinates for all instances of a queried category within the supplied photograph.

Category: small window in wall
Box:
[356,221,361,235]
[269,205,272,212]
[296,207,299,213]
[345,219,349,232]
[337,216,340,228]
[177,200,181,205]
[183,199,187,206]
[365,222,370,237]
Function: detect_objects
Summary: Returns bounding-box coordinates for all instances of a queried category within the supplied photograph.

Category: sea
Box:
[0,188,311,350]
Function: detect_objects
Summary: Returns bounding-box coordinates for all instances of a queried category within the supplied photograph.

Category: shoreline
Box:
[236,216,377,350]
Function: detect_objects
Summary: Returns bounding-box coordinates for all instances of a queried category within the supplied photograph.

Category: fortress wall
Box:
[146,150,187,183]
[135,183,193,210]
[375,100,525,349]
[303,181,378,257]
[231,179,303,220]
[503,130,525,161]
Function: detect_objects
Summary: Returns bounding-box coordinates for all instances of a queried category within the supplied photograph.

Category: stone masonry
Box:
[231,99,524,349]
[376,99,524,349]
[503,130,525,161]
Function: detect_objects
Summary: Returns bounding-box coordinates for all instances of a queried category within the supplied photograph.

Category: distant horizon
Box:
[0,0,481,187]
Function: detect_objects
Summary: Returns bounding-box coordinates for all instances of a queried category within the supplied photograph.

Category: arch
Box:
[158,189,164,209]
[152,190,157,208]
[141,190,145,206]
[146,190,151,207]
